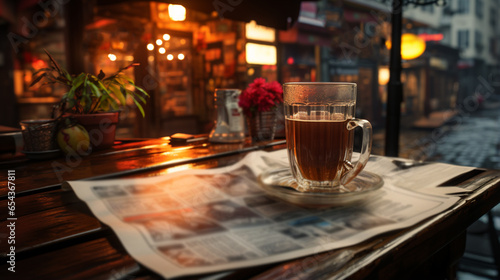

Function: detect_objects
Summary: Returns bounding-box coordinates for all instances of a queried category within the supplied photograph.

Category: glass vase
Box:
[247,108,278,144]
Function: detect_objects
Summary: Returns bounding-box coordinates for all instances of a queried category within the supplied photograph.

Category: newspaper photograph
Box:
[65,150,475,279]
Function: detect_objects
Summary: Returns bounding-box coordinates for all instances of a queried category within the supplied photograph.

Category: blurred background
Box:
[3,0,498,144]
[2,0,500,278]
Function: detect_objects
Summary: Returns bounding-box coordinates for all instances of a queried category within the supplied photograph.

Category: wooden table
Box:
[1,137,499,280]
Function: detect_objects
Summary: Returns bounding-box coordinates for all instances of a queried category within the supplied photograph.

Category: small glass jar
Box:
[209,89,245,143]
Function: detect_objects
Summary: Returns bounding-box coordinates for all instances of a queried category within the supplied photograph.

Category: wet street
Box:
[373,105,500,170]
[421,107,500,170]
[393,106,500,280]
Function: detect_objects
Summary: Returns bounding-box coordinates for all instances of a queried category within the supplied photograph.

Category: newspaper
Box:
[66,150,475,279]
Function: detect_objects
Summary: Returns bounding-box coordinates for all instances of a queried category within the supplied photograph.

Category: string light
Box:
[147,43,154,51]
[108,53,117,61]
[178,53,185,60]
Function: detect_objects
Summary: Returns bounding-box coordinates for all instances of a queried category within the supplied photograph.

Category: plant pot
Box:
[71,112,119,150]
[247,109,278,144]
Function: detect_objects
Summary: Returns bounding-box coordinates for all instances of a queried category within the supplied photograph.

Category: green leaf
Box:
[83,93,92,113]
[134,86,149,97]
[62,68,72,81]
[119,86,128,103]
[97,80,110,93]
[66,85,76,101]
[131,96,146,117]
[119,74,134,84]
[133,92,147,104]
[89,82,102,98]
[71,73,85,90]
[106,96,119,110]
[98,99,110,112]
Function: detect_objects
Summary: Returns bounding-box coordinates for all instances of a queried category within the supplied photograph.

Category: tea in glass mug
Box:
[283,82,372,192]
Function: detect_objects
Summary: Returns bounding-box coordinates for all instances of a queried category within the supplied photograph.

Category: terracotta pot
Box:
[71,112,119,150]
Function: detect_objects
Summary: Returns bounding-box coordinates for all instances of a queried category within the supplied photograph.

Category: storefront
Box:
[4,0,297,138]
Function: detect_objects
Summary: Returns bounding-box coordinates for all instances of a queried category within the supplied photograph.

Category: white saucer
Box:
[257,169,384,208]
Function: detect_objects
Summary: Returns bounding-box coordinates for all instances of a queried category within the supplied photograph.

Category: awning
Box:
[97,0,308,30]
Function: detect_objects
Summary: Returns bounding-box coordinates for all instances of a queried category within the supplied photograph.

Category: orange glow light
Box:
[378,67,390,85]
[385,33,426,60]
[108,53,117,61]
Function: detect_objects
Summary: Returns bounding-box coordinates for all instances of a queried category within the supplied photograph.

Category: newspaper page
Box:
[66,150,476,279]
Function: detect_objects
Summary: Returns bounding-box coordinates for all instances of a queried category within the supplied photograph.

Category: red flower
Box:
[238,78,283,117]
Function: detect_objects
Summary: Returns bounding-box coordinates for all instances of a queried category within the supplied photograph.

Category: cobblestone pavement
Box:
[423,108,500,169]
[373,106,500,170]
[393,107,500,280]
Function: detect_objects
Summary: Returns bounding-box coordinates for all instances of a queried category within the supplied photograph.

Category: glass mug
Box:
[283,82,372,192]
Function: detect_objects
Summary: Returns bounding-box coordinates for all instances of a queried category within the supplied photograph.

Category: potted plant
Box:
[238,77,283,143]
[30,50,149,151]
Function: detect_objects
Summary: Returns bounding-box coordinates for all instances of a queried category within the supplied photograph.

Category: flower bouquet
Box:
[238,78,283,143]
[238,78,283,118]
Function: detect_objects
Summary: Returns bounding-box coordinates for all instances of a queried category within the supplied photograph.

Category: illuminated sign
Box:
[245,20,275,42]
[418,33,444,42]
[168,4,186,21]
[245,43,277,65]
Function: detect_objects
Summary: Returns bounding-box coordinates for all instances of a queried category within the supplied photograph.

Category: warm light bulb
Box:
[159,47,166,54]
[147,43,154,51]
[178,53,185,60]
[108,53,117,61]
[156,39,163,46]
[167,54,174,60]
[163,34,171,41]
[378,67,390,85]
[401,33,426,60]
[168,4,186,21]
[385,33,426,60]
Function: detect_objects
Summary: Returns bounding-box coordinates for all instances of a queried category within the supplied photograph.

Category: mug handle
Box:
[340,118,372,186]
